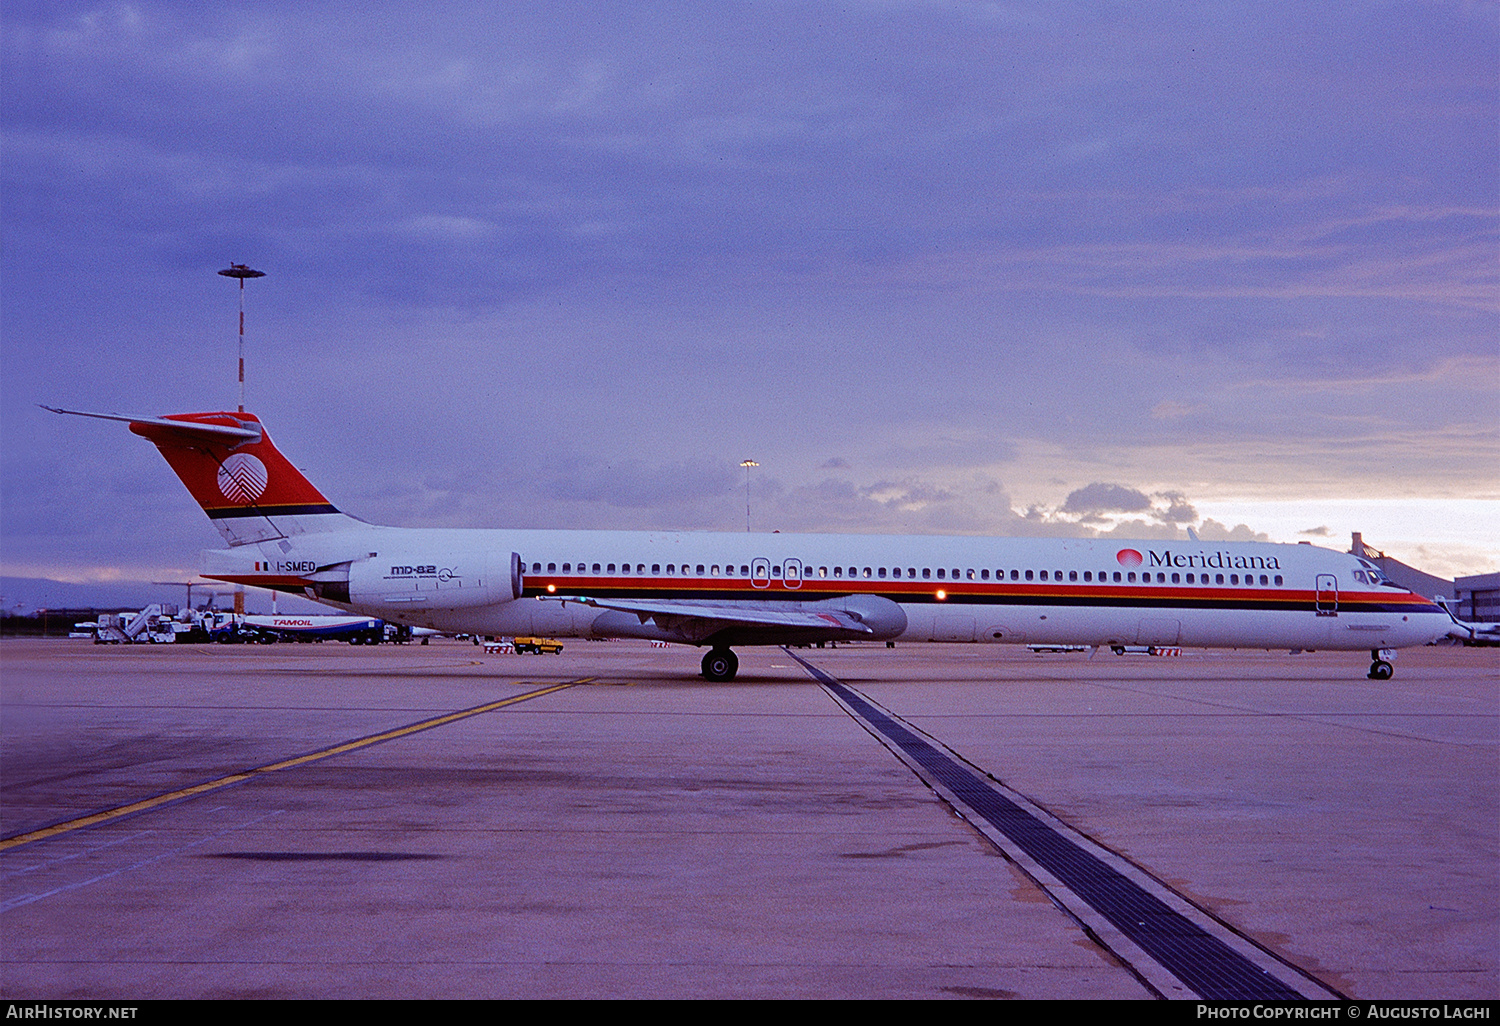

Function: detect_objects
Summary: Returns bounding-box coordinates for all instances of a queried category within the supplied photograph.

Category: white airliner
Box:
[50,408,1468,680]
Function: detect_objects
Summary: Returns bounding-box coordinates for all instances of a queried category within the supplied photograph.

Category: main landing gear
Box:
[1368,648,1395,681]
[701,647,739,682]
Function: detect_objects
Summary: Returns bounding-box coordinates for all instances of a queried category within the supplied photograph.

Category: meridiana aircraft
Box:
[50,408,1468,681]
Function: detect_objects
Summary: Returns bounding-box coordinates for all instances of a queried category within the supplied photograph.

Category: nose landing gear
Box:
[1368,648,1395,680]
[701,647,739,682]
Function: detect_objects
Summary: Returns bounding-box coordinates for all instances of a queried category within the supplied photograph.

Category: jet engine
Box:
[346,551,522,611]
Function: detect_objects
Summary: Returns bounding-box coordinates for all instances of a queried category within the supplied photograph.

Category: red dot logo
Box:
[217,453,268,503]
[1116,548,1143,567]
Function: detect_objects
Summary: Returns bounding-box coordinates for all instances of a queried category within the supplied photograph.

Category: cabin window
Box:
[1215,574,1224,584]
[980,569,990,580]
[833,566,843,578]
[1259,574,1268,585]
[590,563,599,573]
[710,565,719,575]
[547,563,556,573]
[1229,574,1238,585]
[651,564,660,574]
[1068,571,1077,582]
[1083,571,1092,582]
[1127,572,1136,582]
[1025,570,1034,581]
[666,564,675,575]
[1010,570,1020,581]
[532,563,541,573]
[696,565,705,575]
[1038,571,1047,581]
[562,563,571,573]
[878,567,887,579]
[1274,575,1283,586]
[607,564,616,573]
[936,568,945,579]
[1171,573,1179,583]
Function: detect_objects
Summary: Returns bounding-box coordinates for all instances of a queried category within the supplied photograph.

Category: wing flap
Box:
[566,595,873,644]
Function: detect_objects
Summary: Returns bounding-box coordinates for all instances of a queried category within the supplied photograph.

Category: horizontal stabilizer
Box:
[41,407,262,444]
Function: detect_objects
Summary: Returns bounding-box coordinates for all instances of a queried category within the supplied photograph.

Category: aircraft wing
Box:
[563,595,876,644]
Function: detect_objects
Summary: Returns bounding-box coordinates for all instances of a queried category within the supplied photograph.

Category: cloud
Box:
[1152,491,1199,524]
[1195,519,1271,543]
[1061,483,1152,515]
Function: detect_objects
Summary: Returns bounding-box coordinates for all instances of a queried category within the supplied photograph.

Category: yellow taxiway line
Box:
[1,679,590,851]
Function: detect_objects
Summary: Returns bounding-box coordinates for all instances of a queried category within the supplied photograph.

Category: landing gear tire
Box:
[1368,660,1394,681]
[701,647,738,682]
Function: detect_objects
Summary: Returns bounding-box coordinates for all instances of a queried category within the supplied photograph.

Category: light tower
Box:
[218,263,265,412]
[740,459,758,532]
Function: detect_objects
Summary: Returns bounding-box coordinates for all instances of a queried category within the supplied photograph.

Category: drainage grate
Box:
[800,658,1312,1001]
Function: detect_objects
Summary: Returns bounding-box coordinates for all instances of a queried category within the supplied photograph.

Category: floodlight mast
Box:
[217,264,265,412]
[740,459,758,532]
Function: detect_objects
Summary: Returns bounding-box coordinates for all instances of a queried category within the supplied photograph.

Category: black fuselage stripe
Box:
[799,658,1305,1001]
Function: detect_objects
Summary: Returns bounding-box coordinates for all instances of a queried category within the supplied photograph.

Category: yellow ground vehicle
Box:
[513,636,564,654]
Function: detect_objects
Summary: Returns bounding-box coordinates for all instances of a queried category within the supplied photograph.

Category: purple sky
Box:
[3,1,1497,588]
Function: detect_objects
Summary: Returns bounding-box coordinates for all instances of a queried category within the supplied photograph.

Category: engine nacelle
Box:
[347,551,522,611]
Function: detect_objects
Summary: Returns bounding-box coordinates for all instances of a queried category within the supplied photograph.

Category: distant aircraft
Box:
[48,408,1469,680]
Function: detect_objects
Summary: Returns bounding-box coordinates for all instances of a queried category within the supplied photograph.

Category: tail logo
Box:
[217,453,268,503]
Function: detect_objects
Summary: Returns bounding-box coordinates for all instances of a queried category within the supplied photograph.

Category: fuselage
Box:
[208,525,1453,654]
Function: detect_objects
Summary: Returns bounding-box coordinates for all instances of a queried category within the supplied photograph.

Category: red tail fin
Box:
[126,411,356,546]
